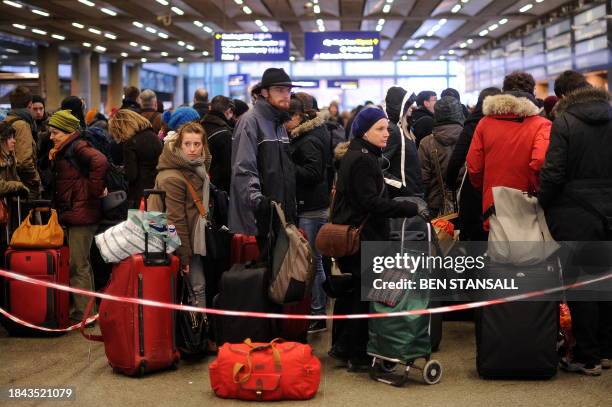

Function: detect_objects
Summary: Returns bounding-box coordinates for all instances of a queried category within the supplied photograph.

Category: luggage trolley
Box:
[367,200,443,386]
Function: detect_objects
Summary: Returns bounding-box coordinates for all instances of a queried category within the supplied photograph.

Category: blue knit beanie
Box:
[167,107,200,131]
[162,110,172,125]
[351,107,387,139]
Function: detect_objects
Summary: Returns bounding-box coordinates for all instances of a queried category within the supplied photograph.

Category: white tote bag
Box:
[487,186,560,266]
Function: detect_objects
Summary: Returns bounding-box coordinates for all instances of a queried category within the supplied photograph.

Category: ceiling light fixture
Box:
[156,0,168,5]
[316,19,323,25]
[479,29,488,36]
[145,26,157,34]
[439,55,446,60]
[88,27,102,35]
[519,4,533,13]
[82,42,91,47]
[129,41,139,47]
[313,5,320,13]
[141,45,151,51]
[158,32,169,38]
[6,48,19,53]
[161,51,169,56]
[488,23,499,31]
[121,52,128,57]
[12,23,26,30]
[255,20,263,26]
[178,40,185,46]
[140,57,147,63]
[378,18,385,25]
[186,44,195,50]
[104,33,117,39]
[177,57,184,62]
[51,34,65,40]
[202,51,209,56]
[261,26,269,32]
[383,4,391,13]
[72,22,85,29]
[171,6,184,15]
[439,18,448,25]
[426,30,434,37]
[78,0,95,7]
[401,55,407,60]
[203,26,213,34]
[243,6,252,14]
[535,0,543,3]
[376,25,383,32]
[467,39,474,44]
[133,21,144,28]
[414,43,422,48]
[448,49,455,54]
[459,42,467,48]
[499,18,508,25]
[31,9,49,17]
[3,1,23,9]
[100,7,117,16]
[234,0,243,4]
[194,20,203,27]
[407,49,414,55]
[31,28,47,35]
[30,61,36,66]
[451,4,461,13]
[95,45,106,52]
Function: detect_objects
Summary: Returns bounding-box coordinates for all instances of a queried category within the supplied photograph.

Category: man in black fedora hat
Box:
[229,68,297,256]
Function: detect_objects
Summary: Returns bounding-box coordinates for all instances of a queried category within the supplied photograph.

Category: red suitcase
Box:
[2,246,70,334]
[82,190,181,376]
[230,234,259,265]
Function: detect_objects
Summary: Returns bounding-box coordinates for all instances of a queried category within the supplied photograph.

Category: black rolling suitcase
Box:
[475,261,560,379]
[213,263,280,346]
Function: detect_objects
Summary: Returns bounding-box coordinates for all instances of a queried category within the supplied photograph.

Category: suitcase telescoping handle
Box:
[142,189,170,266]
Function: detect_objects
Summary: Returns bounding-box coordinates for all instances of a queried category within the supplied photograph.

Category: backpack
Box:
[268,202,314,305]
[64,139,128,221]
[81,126,112,158]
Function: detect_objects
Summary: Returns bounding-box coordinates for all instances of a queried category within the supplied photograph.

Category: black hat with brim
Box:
[260,68,294,89]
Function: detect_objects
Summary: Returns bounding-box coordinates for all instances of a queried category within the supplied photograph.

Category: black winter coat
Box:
[411,107,434,148]
[193,102,209,119]
[539,87,612,241]
[383,121,423,199]
[332,138,418,243]
[290,116,330,213]
[446,108,487,240]
[202,111,233,193]
[123,127,163,207]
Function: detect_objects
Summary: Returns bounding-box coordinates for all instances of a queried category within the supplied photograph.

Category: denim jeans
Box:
[187,255,206,308]
[299,216,328,315]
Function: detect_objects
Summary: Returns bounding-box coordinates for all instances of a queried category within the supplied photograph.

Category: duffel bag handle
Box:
[80,297,103,342]
[233,339,282,384]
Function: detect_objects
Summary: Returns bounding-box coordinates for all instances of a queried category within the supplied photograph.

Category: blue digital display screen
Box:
[214,32,290,61]
[228,74,250,87]
[304,32,380,61]
[327,79,360,89]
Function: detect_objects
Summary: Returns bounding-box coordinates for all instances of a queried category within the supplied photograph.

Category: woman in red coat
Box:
[466,72,551,230]
[49,110,109,323]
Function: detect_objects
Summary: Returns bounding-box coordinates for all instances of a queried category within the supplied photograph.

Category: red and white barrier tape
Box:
[0,306,99,333]
[1,268,612,327]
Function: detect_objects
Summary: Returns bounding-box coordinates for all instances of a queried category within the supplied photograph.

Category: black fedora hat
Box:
[260,68,294,88]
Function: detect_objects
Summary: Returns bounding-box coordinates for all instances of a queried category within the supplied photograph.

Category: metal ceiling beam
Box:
[339,0,366,31]
[383,0,443,59]
[422,0,518,59]
[260,0,304,56]
[179,0,242,31]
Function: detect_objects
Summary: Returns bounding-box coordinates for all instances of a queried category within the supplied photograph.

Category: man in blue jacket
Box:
[229,68,297,254]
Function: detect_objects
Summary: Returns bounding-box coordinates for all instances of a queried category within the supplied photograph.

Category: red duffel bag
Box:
[209,338,321,401]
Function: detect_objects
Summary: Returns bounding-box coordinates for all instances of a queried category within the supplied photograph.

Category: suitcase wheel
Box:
[422,360,442,385]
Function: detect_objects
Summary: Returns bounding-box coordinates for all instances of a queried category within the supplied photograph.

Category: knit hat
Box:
[441,88,461,102]
[260,68,293,88]
[167,107,200,130]
[351,107,387,139]
[162,110,172,124]
[48,110,81,133]
[434,96,465,127]
[233,99,249,117]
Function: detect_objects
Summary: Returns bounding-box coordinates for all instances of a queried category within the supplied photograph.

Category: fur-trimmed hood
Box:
[483,93,540,117]
[290,115,325,139]
[555,86,611,124]
[334,141,350,161]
